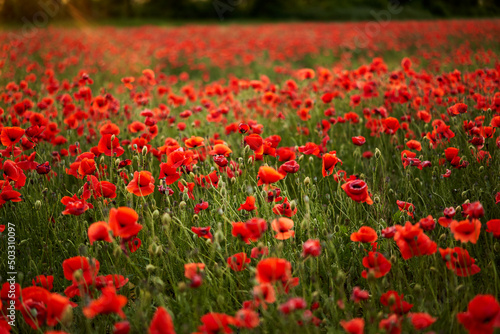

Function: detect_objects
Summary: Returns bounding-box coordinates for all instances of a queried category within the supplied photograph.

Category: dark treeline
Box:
[1,0,499,23]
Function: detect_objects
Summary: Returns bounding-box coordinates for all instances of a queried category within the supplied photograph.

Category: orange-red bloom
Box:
[108,207,142,239]
[350,226,377,243]
[127,171,155,196]
[450,219,481,244]
[271,217,295,240]
[341,178,373,205]
[257,166,285,186]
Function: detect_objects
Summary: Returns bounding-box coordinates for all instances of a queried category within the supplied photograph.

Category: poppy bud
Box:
[439,233,447,240]
[73,269,84,283]
[113,245,123,257]
[244,145,251,154]
[390,255,397,263]
[178,282,187,292]
[182,192,189,201]
[413,284,421,293]
[430,266,438,272]
[308,156,314,163]
[230,177,236,184]
[367,270,376,282]
[336,271,345,283]
[132,155,139,164]
[494,242,500,252]
[298,155,304,162]
[304,177,311,185]
[146,264,156,272]
[152,210,159,219]
[193,214,199,221]
[373,195,380,203]
[35,200,41,210]
[304,195,310,203]
[455,206,461,214]
[247,157,253,165]
[179,201,187,209]
[115,159,120,167]
[162,213,171,225]
[142,146,148,155]
[290,200,297,210]
[374,148,382,159]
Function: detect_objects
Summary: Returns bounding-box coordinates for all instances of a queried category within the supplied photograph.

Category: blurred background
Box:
[0,0,499,23]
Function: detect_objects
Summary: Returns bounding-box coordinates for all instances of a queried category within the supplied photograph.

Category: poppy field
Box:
[1,19,500,334]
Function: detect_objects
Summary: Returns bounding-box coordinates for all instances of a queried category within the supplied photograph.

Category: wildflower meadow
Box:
[0,19,500,334]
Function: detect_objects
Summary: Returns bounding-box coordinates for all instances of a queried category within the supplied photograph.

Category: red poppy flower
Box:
[185,136,204,148]
[61,194,93,216]
[278,160,300,174]
[88,221,113,245]
[256,257,294,284]
[462,201,484,219]
[257,166,285,186]
[0,127,25,147]
[340,318,364,334]
[32,275,54,291]
[78,157,97,176]
[381,226,396,238]
[271,217,295,240]
[238,196,257,212]
[351,287,370,303]
[394,222,436,259]
[450,219,481,244]
[83,287,127,319]
[408,312,436,330]
[350,226,377,243]
[194,201,209,214]
[486,219,500,238]
[380,291,413,315]
[382,117,400,135]
[272,197,297,217]
[396,200,415,219]
[108,207,142,240]
[114,321,131,334]
[234,308,259,329]
[250,246,269,258]
[97,134,124,157]
[149,307,175,334]
[227,252,251,271]
[440,247,481,277]
[197,313,235,334]
[322,151,342,177]
[351,136,366,146]
[361,251,391,279]
[341,178,373,205]
[278,297,307,314]
[302,239,321,257]
[192,226,213,241]
[127,171,155,196]
[457,294,500,334]
[209,144,232,157]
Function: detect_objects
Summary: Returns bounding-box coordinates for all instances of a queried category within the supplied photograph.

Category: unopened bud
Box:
[162,213,171,225]
[35,200,41,210]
